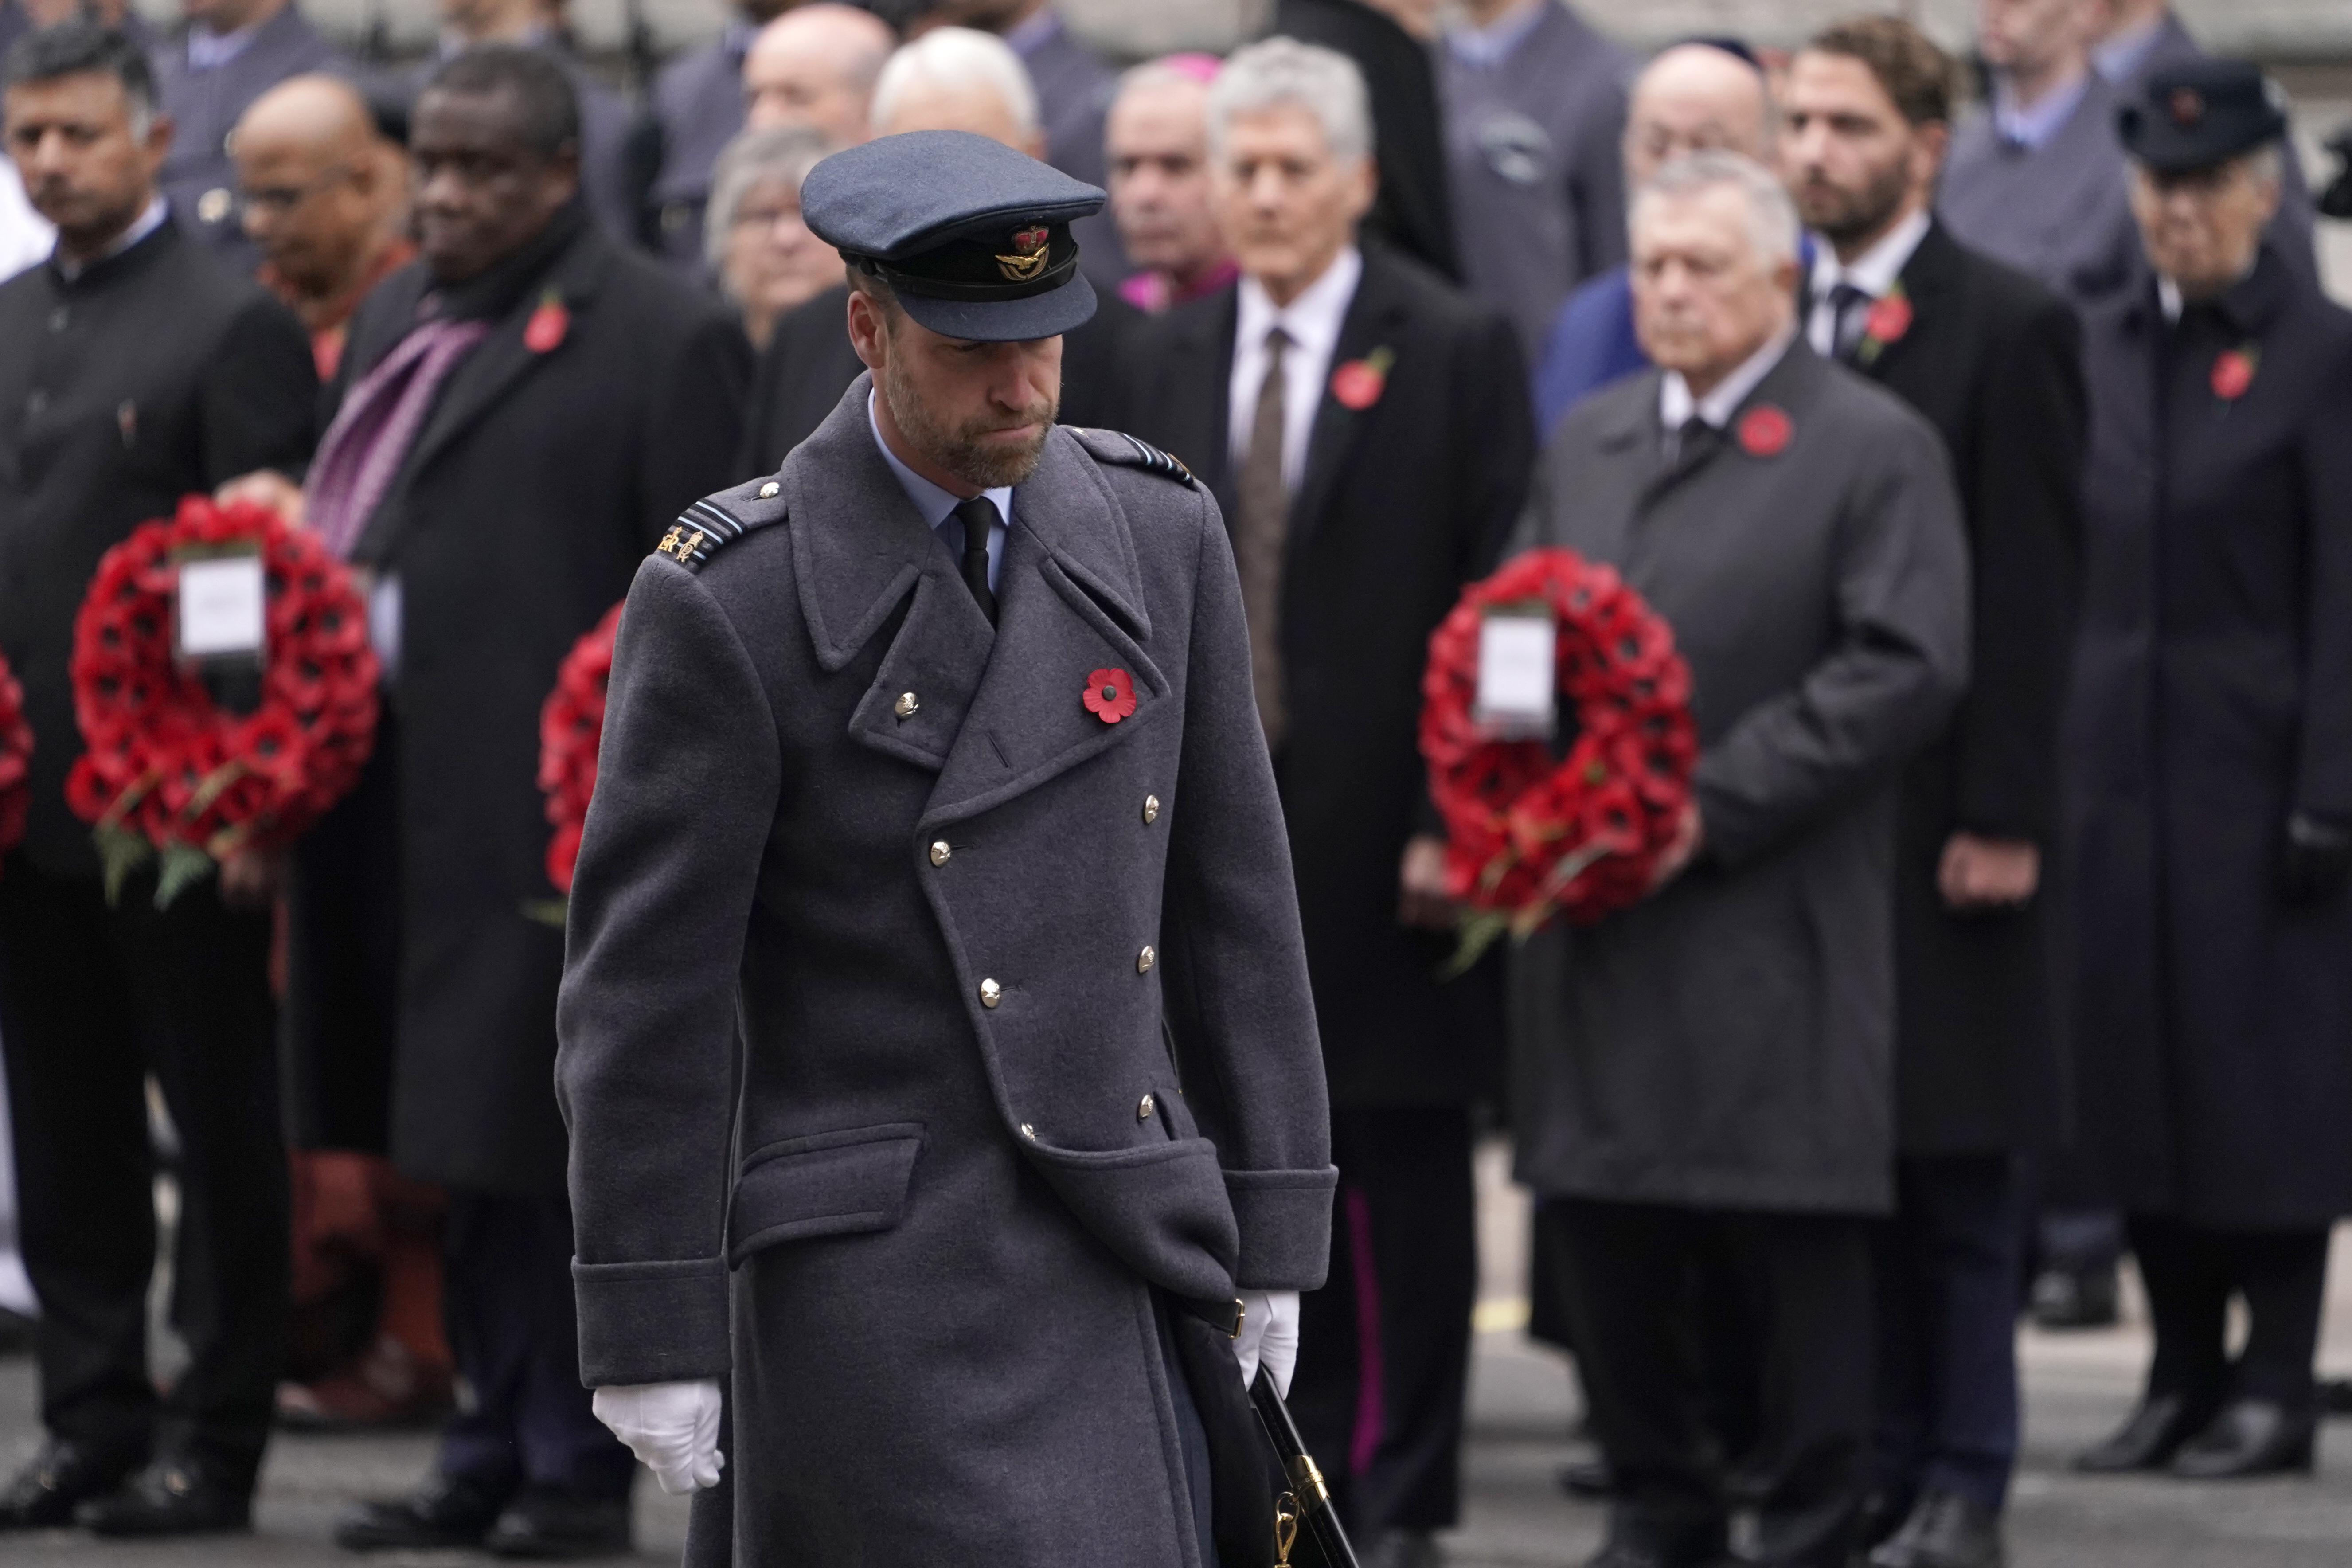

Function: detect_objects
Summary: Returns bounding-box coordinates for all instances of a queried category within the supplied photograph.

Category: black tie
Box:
[1828,282,1872,361]
[952,495,1000,625]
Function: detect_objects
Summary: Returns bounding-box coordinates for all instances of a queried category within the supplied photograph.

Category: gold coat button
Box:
[758,481,780,499]
[1137,945,1156,974]
[894,692,919,719]
[1143,794,1160,824]
[979,978,1002,1008]
[196,187,232,225]
[929,841,952,866]
[1020,1122,1037,1140]
[1138,1093,1156,1121]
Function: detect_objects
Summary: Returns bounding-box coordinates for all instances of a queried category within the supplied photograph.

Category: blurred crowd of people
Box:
[0,0,2348,1564]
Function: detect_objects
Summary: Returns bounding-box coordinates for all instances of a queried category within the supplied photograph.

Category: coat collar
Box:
[777,376,1165,822]
[1853,216,1963,382]
[2118,240,2294,340]
[1591,337,1827,505]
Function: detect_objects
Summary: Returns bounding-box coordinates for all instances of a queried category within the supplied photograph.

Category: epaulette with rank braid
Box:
[1067,427,1199,489]
[652,481,786,572]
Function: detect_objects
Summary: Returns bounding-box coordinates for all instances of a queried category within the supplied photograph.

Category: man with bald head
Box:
[1530,40,1771,433]
[234,73,410,377]
[742,2,892,144]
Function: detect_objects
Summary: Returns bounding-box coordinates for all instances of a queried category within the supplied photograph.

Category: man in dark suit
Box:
[1514,151,1969,1568]
[276,47,746,1557]
[1782,19,2084,1568]
[0,21,317,1536]
[641,0,794,268]
[1123,39,1531,1568]
[150,0,344,263]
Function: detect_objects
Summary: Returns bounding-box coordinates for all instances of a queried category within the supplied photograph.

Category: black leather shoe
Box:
[1559,1453,1618,1498]
[0,1438,145,1529]
[334,1470,514,1551]
[485,1485,633,1559]
[2028,1266,2119,1330]
[1855,1488,1915,1553]
[2170,1400,2317,1479]
[1867,1489,2003,1568]
[75,1457,252,1537]
[2074,1394,2204,1473]
[2324,1377,2352,1416]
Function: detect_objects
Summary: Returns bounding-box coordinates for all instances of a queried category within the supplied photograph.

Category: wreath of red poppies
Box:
[1419,547,1697,957]
[539,602,622,896]
[67,496,379,904]
[0,653,31,865]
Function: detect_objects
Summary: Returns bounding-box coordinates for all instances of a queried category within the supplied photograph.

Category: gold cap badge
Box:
[995,224,1051,282]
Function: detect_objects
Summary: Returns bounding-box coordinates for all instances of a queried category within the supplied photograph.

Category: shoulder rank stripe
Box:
[1119,433,1196,487]
[654,498,763,572]
[1069,426,1199,489]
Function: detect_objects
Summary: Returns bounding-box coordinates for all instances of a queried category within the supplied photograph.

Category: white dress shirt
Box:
[1659,322,1798,437]
[867,391,1014,591]
[1805,207,1931,358]
[0,164,53,283]
[1229,245,1364,493]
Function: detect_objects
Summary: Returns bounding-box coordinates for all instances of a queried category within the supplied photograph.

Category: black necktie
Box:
[1828,282,1872,361]
[1663,416,1714,467]
[952,495,1000,625]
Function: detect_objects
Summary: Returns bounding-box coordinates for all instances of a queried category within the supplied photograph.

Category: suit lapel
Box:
[1289,252,1410,557]
[1860,220,1959,385]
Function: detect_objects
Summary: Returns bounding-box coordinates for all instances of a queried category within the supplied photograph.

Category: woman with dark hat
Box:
[2063,57,2352,1482]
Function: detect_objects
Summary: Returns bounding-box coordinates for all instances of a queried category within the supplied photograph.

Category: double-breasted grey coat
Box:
[1507,343,1970,1216]
[557,377,1336,1565]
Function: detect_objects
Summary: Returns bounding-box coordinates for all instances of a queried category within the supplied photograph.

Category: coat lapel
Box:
[1862,220,1960,385]
[1155,290,1238,515]
[1288,252,1410,557]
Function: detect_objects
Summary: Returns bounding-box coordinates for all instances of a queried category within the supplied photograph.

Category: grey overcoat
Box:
[556,376,1336,1564]
[1507,344,1970,1216]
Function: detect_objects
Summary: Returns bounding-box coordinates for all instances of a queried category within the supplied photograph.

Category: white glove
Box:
[592,1380,725,1494]
[1233,1290,1301,1397]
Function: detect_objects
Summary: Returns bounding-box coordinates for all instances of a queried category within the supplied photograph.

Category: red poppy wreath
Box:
[68,495,380,907]
[0,652,32,866]
[1419,547,1698,970]
[538,601,622,899]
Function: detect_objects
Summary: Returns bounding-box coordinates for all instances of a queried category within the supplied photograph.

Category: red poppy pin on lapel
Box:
[1737,405,1793,458]
[524,288,569,354]
[1330,346,1395,411]
[2211,346,2258,401]
[1084,668,1137,723]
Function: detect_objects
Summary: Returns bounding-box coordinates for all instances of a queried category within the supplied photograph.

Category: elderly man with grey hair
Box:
[1508,150,1969,1568]
[1123,36,1533,1568]
[704,124,836,349]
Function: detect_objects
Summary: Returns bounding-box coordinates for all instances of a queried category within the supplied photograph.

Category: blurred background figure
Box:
[704,121,833,348]
[1781,17,2086,1568]
[741,3,891,143]
[0,121,47,274]
[741,23,1125,473]
[1104,51,1230,313]
[152,0,346,263]
[1439,0,1629,362]
[639,0,797,270]
[0,0,150,74]
[1123,39,1532,1568]
[1262,0,1455,280]
[0,20,316,1538]
[1530,40,1769,435]
[233,72,412,378]
[2063,59,2352,1486]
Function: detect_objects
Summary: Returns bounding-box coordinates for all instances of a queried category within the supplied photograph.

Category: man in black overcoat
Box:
[276,47,747,1557]
[1782,20,2083,1568]
[0,22,316,1536]
[2063,59,2352,1484]
[1122,39,1532,1565]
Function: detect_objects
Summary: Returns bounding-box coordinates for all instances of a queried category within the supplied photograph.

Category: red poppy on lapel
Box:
[1737,405,1793,458]
[524,288,569,354]
[1864,293,1912,346]
[1083,668,1137,723]
[1330,345,1396,411]
[2211,346,2257,401]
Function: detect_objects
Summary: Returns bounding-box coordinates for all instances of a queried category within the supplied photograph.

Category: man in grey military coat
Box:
[557,129,1335,1567]
[1511,152,1969,1568]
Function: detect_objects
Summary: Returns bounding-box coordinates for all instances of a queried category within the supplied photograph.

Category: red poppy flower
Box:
[1083,667,1137,723]
[1331,358,1386,410]
[1737,405,1793,458]
[524,289,570,353]
[2211,348,2255,400]
[1864,293,1913,345]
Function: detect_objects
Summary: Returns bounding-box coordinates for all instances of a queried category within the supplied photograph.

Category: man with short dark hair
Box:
[286,45,747,1558]
[1782,17,2085,1567]
[0,18,317,1537]
[151,0,345,262]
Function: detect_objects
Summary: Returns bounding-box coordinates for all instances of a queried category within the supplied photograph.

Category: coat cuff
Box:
[572,1257,731,1387]
[1224,1166,1338,1292]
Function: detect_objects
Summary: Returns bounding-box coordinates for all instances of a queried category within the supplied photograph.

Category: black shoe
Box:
[1584,1515,1724,1568]
[0,1308,35,1356]
[334,1470,514,1551]
[2321,1376,2352,1417]
[1559,1453,1618,1498]
[2169,1399,2317,1479]
[484,1485,633,1559]
[2074,1394,2204,1473]
[75,1456,253,1537]
[1867,1490,2003,1568]
[1855,1488,1916,1553]
[0,1438,146,1529]
[2028,1266,2119,1330]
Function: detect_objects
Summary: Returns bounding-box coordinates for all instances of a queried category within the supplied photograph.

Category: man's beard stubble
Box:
[880,347,1059,491]
[1800,156,1912,251]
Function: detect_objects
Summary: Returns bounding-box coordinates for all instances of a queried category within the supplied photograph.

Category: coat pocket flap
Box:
[726,1122,924,1267]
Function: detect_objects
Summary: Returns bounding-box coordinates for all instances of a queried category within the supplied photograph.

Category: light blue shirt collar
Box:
[1445,0,1544,70]
[1993,70,2090,150]
[866,390,1014,591]
[186,16,265,70]
[2091,14,2167,84]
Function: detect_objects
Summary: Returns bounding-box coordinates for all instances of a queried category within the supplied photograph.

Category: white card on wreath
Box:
[176,554,267,659]
[1474,609,1555,737]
